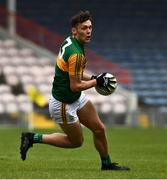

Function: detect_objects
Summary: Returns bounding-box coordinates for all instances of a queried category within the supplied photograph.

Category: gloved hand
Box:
[96,72,108,87]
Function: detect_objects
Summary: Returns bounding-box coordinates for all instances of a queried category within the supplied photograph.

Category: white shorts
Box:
[49,92,89,124]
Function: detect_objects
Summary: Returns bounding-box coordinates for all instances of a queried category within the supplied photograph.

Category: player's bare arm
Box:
[82,72,95,80]
[69,74,96,92]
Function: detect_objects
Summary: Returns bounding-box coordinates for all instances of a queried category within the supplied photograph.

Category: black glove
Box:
[96,73,107,87]
[91,75,97,80]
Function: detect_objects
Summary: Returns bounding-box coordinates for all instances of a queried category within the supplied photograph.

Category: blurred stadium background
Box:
[0,0,167,129]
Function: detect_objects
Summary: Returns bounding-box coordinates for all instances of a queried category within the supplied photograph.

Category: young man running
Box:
[20,10,130,171]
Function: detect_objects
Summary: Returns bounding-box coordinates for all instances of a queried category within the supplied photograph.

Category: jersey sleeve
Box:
[68,54,85,77]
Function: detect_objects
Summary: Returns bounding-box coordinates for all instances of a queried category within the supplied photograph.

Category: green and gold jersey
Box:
[52,36,87,103]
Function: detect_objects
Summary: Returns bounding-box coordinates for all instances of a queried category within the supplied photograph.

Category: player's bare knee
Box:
[71,136,84,148]
[93,124,106,137]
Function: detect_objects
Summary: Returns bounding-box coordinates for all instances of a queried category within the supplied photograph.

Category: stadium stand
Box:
[14,0,167,106]
[0,0,167,127]
[0,33,132,126]
[0,33,56,127]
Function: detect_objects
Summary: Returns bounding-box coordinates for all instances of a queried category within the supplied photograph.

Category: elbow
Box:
[70,84,81,92]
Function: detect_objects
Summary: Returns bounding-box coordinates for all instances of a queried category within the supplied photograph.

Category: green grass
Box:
[0,127,167,179]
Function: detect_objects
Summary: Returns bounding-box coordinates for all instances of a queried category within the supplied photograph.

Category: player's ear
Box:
[72,27,77,36]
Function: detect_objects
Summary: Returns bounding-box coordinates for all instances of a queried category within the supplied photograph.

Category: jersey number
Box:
[59,37,72,58]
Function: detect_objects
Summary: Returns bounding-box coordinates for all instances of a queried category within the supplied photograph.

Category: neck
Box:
[73,36,84,45]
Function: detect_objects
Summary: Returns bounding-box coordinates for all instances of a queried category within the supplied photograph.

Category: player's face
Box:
[72,20,92,44]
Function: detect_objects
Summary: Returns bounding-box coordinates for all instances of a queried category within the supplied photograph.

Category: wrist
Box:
[91,75,97,80]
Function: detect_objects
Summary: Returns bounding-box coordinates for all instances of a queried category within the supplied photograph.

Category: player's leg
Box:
[42,121,83,148]
[77,101,108,157]
[77,100,130,170]
[20,121,84,161]
[20,97,84,160]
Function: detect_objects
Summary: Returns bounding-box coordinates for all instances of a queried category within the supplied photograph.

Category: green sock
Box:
[33,133,43,143]
[101,155,112,166]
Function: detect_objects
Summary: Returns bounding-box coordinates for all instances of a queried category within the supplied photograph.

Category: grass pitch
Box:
[0,127,166,179]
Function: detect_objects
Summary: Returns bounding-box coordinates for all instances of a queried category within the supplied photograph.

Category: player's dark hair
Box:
[71,10,92,27]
